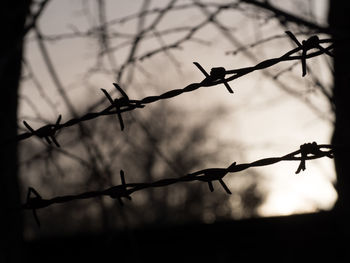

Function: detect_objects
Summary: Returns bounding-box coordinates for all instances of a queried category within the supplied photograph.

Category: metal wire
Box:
[7,32,333,147]
[22,142,334,226]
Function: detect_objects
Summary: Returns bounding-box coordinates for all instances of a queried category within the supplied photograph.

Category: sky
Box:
[21,0,336,221]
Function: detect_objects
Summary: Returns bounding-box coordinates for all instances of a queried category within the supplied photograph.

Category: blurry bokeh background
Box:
[19,0,336,239]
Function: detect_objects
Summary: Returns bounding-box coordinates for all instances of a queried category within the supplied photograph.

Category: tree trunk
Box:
[329,3,350,220]
[0,1,31,261]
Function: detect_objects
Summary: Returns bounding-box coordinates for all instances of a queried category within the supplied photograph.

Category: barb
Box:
[22,115,62,147]
[285,31,333,77]
[106,170,132,206]
[25,187,47,227]
[22,143,334,215]
[188,162,236,194]
[8,32,333,146]
[295,142,333,174]
[100,83,143,130]
[193,62,233,93]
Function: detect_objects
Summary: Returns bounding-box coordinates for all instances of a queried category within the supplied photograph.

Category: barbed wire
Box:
[22,142,334,226]
[15,1,338,229]
[6,31,333,147]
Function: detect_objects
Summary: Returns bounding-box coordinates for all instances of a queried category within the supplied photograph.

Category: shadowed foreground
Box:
[24,211,347,263]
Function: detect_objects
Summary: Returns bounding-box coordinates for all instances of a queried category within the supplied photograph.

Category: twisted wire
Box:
[8,33,333,146]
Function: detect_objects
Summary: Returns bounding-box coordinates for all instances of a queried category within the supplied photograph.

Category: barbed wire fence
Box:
[17,31,335,226]
[15,0,339,227]
[23,142,334,226]
[12,32,334,145]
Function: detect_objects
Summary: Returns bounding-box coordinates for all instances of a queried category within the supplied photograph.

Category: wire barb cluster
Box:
[106,170,132,206]
[23,114,62,147]
[25,187,49,227]
[285,31,334,76]
[101,83,144,130]
[22,142,334,226]
[295,142,334,174]
[188,162,236,194]
[193,62,233,93]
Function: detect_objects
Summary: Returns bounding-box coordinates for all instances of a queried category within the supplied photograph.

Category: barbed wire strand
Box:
[7,32,333,146]
[22,142,334,226]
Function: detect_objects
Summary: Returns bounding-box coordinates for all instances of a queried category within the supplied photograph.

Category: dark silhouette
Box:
[329,1,350,238]
[0,1,31,262]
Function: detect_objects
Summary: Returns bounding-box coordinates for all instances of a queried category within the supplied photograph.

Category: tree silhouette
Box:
[0,1,32,262]
[329,1,350,228]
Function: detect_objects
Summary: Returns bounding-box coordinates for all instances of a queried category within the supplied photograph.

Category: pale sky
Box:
[21,0,336,219]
